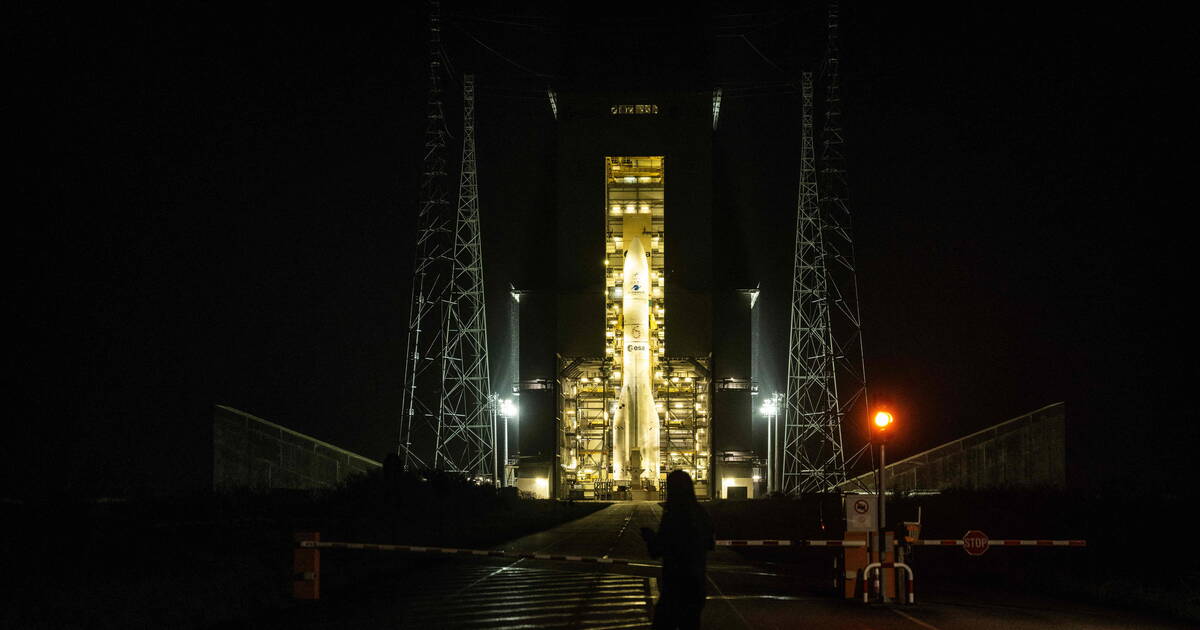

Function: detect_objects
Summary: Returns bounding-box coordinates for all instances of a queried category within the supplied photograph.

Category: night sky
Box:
[11,2,1193,498]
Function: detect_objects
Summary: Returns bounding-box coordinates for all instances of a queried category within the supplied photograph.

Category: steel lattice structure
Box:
[782,0,869,494]
[398,1,453,469]
[782,71,843,494]
[435,74,497,481]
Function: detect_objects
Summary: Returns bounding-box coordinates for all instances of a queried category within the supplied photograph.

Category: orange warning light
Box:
[873,411,894,429]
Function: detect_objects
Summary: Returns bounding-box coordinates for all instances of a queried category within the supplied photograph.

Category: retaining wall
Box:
[840,402,1066,492]
[213,405,380,490]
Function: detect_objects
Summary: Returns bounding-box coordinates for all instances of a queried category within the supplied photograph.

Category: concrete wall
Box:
[213,405,380,490]
[840,402,1066,492]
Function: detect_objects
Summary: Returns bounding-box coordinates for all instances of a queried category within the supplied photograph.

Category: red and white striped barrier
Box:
[910,539,1086,547]
[716,538,1086,548]
[298,540,640,565]
[716,539,867,547]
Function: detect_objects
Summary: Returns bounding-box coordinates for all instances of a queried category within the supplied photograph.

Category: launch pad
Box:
[400,5,863,502]
[560,356,711,499]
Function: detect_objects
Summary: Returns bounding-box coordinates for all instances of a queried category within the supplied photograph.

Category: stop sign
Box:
[963,530,989,556]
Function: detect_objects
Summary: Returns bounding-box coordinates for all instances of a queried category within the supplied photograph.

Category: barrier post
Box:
[843,531,869,599]
[293,532,320,600]
[862,562,915,605]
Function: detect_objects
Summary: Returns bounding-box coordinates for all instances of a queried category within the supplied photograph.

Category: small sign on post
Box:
[845,495,878,532]
[963,530,989,556]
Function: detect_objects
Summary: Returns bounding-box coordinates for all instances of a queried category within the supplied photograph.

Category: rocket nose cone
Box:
[625,237,646,259]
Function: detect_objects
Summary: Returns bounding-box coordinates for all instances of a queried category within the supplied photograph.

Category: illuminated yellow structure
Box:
[558,157,711,498]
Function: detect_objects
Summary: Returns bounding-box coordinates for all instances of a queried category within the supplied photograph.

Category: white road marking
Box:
[891,607,942,630]
[707,574,753,629]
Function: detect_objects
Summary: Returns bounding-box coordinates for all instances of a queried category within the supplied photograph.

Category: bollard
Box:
[293,532,320,600]
[862,561,915,605]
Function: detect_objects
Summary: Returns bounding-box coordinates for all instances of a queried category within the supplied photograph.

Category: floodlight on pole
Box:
[871,407,896,601]
[498,398,517,487]
[760,392,782,494]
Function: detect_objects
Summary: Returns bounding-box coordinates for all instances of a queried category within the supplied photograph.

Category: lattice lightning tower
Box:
[782,72,843,494]
[782,0,870,493]
[398,1,453,469]
[435,75,497,481]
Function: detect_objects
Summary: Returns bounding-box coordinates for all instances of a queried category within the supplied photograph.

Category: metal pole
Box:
[494,405,500,486]
[878,441,887,602]
[503,413,509,487]
[767,411,774,494]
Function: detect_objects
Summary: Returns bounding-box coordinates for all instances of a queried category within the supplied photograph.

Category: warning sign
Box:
[963,530,989,556]
[845,495,877,532]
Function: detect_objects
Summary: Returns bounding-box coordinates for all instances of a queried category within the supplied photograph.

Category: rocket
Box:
[612,236,660,488]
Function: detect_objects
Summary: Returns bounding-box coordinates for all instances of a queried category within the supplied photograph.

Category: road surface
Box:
[261,502,1191,629]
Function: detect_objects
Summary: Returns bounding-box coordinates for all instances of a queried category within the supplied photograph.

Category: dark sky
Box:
[11,2,1193,497]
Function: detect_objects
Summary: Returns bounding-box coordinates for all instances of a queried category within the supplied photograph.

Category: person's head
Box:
[665,469,696,505]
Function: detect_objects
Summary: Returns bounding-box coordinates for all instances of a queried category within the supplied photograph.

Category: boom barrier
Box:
[293,532,1087,602]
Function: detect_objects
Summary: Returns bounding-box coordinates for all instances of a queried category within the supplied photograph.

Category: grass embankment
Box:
[2,471,605,629]
[706,489,1199,623]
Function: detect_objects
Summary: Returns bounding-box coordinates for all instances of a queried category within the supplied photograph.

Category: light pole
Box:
[871,409,894,602]
[759,392,781,495]
[500,398,518,487]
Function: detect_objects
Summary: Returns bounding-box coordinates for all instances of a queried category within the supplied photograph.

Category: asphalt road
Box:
[257,502,1191,629]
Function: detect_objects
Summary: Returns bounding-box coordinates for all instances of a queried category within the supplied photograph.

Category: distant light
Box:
[611,205,622,215]
[535,477,548,488]
[638,176,650,183]
[612,371,621,379]
[624,176,636,183]
[671,376,680,383]
[604,259,609,265]
[760,399,778,416]
[626,204,635,213]
[640,204,650,213]
[874,411,894,428]
[752,475,762,482]
[674,402,683,409]
[500,398,518,418]
[580,376,589,383]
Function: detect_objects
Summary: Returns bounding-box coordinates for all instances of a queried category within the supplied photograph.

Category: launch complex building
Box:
[512,33,757,500]
[391,9,836,501]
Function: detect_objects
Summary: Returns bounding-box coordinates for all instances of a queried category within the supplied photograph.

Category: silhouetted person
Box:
[641,470,713,630]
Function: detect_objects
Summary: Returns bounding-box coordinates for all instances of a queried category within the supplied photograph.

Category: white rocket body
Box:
[612,237,660,488]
